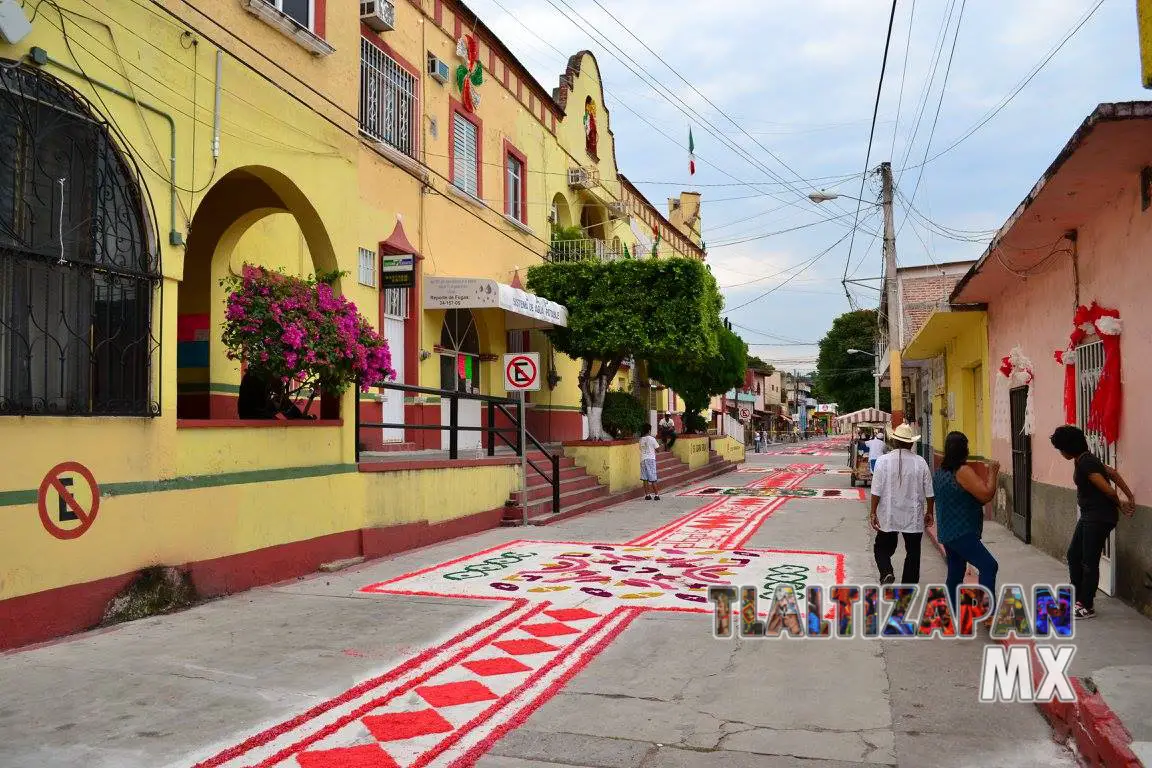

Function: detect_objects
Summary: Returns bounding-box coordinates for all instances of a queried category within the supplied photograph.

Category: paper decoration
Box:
[1053,302,1122,444]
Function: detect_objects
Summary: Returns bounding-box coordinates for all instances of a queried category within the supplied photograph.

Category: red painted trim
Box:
[488,48,495,73]
[516,78,522,101]
[358,457,519,472]
[561,439,637,447]
[454,14,461,39]
[502,63,509,88]
[0,505,508,652]
[176,419,343,429]
[313,0,326,37]
[502,138,529,224]
[434,0,442,26]
[449,97,483,199]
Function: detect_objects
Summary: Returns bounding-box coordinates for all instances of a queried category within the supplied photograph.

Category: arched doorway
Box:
[551,193,573,229]
[177,167,338,419]
[580,201,607,241]
[438,308,482,450]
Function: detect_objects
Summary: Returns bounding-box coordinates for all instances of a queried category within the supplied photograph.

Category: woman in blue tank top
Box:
[934,432,1000,613]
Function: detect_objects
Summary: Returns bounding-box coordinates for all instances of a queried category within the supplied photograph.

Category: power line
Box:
[888,0,917,162]
[899,0,966,240]
[709,208,870,249]
[894,0,957,188]
[541,0,865,230]
[725,231,852,312]
[587,0,850,214]
[840,0,900,302]
[896,0,1106,175]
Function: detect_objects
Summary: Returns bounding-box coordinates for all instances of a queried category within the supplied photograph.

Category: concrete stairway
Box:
[501,445,738,526]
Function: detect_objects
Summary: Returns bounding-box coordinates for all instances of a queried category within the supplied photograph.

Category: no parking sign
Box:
[37,462,101,540]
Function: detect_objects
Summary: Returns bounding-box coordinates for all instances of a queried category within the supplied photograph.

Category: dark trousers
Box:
[874,531,923,584]
[1068,518,1115,610]
[943,533,998,610]
[660,430,676,451]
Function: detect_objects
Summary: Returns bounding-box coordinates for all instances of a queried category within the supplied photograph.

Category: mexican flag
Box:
[688,127,696,176]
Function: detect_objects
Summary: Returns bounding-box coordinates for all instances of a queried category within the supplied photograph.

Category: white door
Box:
[381,290,407,443]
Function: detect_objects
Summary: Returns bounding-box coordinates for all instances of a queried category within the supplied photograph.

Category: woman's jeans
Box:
[943,532,998,611]
[1067,518,1115,610]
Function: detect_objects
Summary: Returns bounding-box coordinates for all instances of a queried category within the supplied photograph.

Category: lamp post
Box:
[847,348,880,412]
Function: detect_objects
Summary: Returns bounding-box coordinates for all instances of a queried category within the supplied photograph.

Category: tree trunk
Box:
[581,357,623,441]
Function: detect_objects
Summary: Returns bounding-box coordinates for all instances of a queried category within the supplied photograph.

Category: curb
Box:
[924,526,1143,766]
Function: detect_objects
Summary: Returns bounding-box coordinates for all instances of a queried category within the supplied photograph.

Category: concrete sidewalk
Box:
[927,519,1152,766]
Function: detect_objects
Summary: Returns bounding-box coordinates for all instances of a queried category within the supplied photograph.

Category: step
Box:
[502,483,611,522]
[524,465,593,487]
[513,473,602,502]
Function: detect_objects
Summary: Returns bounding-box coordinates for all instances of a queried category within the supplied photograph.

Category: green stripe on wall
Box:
[0,463,358,508]
[176,383,242,394]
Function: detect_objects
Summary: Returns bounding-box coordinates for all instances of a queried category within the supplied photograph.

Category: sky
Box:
[468,0,1146,372]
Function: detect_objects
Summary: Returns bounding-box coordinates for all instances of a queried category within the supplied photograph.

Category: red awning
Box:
[382,218,419,256]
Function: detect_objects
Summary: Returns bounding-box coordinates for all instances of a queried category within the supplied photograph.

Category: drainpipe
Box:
[29,47,185,248]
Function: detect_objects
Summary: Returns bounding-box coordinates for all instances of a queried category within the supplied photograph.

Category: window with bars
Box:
[505,152,524,223]
[452,111,480,198]
[357,247,376,287]
[359,37,417,159]
[0,63,159,416]
[1075,340,1116,466]
[383,288,409,319]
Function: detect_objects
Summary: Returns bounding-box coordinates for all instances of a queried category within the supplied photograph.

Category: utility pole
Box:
[879,161,902,427]
[873,340,881,413]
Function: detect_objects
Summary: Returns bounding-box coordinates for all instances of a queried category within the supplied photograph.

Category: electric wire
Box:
[840,0,899,299]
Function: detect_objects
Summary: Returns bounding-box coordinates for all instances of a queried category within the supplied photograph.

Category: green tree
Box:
[747,354,774,373]
[813,310,890,413]
[650,326,748,434]
[527,258,723,439]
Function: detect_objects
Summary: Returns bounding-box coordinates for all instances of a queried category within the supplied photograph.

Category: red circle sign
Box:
[505,354,538,389]
[37,462,100,540]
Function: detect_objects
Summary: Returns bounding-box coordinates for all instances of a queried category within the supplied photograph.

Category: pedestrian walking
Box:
[639,423,661,501]
[754,429,763,453]
[1050,425,1136,619]
[934,431,1000,617]
[865,430,887,473]
[869,423,934,585]
[658,413,677,452]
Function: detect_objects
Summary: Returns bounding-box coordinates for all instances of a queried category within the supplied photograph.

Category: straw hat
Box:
[889,423,921,445]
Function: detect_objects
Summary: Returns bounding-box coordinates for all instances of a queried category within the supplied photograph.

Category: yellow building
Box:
[902,308,992,462]
[0,0,708,649]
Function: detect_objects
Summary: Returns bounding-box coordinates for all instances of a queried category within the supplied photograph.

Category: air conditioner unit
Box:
[428,53,450,84]
[607,200,629,220]
[568,166,598,189]
[360,0,395,33]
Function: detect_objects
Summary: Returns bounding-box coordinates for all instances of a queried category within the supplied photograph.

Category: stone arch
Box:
[551,193,573,229]
[579,194,608,241]
[177,166,338,419]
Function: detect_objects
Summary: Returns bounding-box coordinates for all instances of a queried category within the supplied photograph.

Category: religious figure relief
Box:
[584,96,598,159]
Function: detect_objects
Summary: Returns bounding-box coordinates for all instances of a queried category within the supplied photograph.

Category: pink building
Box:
[951,102,1152,612]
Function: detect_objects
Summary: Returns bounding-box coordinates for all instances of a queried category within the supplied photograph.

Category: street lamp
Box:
[846,349,881,412]
[808,191,875,205]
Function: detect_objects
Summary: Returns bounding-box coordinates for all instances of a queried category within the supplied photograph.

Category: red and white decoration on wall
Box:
[994,346,1035,437]
[1053,302,1123,445]
[455,34,483,111]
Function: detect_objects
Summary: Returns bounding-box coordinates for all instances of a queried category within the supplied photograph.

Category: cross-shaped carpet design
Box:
[677,487,866,500]
[193,465,848,768]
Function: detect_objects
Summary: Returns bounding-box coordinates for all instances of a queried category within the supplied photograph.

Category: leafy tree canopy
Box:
[526,257,724,439]
[747,354,774,373]
[813,310,891,413]
[650,326,747,426]
[527,258,723,363]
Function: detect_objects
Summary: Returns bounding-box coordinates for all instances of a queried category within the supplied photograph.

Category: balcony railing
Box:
[548,238,625,263]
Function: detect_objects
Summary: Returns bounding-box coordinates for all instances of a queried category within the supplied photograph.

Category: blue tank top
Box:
[932,468,984,544]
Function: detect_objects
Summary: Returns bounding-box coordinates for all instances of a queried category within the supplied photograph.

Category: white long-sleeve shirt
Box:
[871,449,934,533]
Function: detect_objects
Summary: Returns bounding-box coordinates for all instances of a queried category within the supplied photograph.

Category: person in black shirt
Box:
[1050,425,1136,619]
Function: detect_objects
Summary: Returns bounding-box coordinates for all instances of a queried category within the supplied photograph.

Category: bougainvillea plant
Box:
[221,266,395,416]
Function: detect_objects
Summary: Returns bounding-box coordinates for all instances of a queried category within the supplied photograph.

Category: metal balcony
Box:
[547,238,625,263]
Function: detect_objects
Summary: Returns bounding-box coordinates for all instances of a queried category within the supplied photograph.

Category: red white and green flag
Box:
[688,127,696,175]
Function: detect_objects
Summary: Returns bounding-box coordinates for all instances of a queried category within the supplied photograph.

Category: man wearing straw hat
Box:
[869,423,935,585]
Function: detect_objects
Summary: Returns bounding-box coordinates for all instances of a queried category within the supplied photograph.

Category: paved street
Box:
[0,444,1074,768]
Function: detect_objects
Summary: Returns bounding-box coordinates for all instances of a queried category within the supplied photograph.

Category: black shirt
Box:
[1075,453,1118,523]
